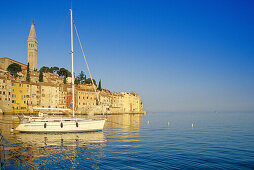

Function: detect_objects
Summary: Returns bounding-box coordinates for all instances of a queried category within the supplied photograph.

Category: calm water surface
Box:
[1,112,254,169]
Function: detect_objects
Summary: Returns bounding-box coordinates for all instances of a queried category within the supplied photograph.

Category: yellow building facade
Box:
[121,92,142,113]
[11,81,29,113]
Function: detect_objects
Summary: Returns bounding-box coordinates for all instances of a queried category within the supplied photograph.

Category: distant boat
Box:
[15,9,105,133]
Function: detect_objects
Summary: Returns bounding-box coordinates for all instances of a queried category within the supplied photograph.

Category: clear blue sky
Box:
[1,0,254,112]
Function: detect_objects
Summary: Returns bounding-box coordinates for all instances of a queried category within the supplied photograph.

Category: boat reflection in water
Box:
[16,131,106,147]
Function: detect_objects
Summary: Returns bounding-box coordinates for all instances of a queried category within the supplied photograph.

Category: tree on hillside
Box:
[40,66,50,73]
[63,77,66,84]
[39,70,43,82]
[26,62,30,82]
[57,68,71,78]
[7,63,21,77]
[85,78,97,86]
[78,71,85,84]
[49,66,59,74]
[74,77,80,84]
[98,80,102,91]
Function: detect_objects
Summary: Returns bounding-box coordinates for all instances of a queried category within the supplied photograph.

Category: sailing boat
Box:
[15,9,105,133]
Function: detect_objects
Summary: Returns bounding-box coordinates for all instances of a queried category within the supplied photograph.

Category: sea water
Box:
[1,112,254,169]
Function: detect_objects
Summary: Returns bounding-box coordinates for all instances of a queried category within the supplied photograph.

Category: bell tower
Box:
[27,20,38,70]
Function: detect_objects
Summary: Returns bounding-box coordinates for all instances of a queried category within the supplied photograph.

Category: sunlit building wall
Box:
[11,81,28,113]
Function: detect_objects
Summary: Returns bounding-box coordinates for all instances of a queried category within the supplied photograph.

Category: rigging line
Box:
[73,23,98,96]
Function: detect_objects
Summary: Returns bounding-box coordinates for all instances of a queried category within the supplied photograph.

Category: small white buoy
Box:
[192,123,194,128]
[147,120,150,124]
[168,122,170,126]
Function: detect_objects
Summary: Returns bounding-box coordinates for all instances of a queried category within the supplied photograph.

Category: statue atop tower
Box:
[27,20,38,70]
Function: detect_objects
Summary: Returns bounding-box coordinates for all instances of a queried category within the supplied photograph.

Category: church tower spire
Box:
[27,20,38,70]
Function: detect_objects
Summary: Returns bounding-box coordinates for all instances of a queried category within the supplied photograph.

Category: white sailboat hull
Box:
[16,118,106,133]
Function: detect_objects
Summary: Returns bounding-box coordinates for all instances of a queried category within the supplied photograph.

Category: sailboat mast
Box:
[70,9,75,117]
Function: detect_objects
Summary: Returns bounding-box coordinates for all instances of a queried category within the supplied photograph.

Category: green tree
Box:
[7,63,21,77]
[63,77,66,84]
[85,78,97,86]
[49,66,59,74]
[78,71,85,84]
[40,66,50,73]
[74,78,80,84]
[39,70,43,82]
[57,68,71,78]
[98,80,102,91]
[26,63,30,82]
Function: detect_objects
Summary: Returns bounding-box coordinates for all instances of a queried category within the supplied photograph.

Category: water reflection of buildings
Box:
[105,114,143,141]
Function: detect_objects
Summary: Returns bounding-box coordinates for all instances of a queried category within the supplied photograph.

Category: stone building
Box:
[121,92,143,113]
[27,83,40,112]
[99,90,111,106]
[0,57,27,71]
[110,92,124,113]
[58,84,68,109]
[76,84,97,113]
[27,20,38,70]
[40,83,60,108]
[0,77,11,113]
